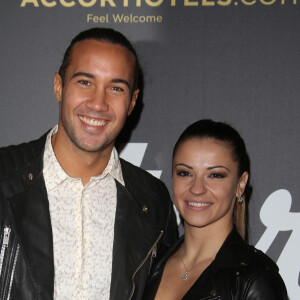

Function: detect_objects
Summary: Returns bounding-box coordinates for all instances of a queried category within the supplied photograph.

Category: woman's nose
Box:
[189,177,207,195]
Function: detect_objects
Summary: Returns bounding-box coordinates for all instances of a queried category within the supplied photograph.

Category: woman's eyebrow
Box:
[207,166,231,172]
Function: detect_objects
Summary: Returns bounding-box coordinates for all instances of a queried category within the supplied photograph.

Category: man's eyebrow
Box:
[71,72,95,79]
[174,163,193,169]
[111,78,130,89]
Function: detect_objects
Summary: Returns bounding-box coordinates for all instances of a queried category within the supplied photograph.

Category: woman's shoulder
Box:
[213,229,288,299]
[216,228,281,279]
[238,245,283,285]
[236,247,288,299]
[246,244,279,272]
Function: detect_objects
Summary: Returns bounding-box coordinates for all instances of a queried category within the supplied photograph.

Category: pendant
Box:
[181,272,188,280]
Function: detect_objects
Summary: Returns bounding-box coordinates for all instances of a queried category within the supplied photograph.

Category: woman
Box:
[144,119,288,299]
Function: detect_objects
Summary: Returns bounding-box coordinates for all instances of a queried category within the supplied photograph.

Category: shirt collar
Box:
[43,126,68,190]
[43,125,125,190]
[97,146,125,186]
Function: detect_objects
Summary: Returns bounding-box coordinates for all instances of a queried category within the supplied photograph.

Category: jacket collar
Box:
[213,227,251,268]
[152,227,251,276]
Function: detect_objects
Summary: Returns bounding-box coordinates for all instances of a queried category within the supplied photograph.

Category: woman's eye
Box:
[176,170,191,177]
[209,173,225,178]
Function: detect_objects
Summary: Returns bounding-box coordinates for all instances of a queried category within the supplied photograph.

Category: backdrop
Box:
[0,1,299,298]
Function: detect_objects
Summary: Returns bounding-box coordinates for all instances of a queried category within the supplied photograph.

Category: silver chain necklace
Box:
[180,247,203,280]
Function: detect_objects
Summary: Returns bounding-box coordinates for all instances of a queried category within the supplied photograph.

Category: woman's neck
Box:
[181,222,233,264]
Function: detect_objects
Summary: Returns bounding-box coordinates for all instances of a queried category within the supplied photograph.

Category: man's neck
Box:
[51,134,112,186]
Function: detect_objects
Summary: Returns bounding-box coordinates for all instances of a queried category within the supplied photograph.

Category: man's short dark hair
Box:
[58,27,140,91]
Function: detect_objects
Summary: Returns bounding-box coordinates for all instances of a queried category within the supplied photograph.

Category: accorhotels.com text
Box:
[20,0,297,7]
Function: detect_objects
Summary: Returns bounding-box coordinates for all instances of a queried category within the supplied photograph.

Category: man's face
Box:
[54,39,139,154]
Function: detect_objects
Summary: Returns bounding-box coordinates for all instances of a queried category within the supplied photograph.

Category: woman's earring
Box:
[237,193,243,204]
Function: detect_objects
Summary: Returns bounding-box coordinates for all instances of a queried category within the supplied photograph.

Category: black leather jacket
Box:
[144,228,288,300]
[0,133,178,300]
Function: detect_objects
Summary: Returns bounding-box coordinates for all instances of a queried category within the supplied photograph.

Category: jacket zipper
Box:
[128,231,164,300]
[148,243,157,274]
[0,226,11,278]
[6,244,20,300]
[0,226,20,300]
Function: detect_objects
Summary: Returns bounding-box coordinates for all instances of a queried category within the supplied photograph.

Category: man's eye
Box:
[209,173,225,179]
[111,86,124,92]
[78,80,91,86]
[176,170,191,177]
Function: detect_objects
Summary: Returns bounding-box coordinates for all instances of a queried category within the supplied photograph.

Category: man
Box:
[0,28,177,300]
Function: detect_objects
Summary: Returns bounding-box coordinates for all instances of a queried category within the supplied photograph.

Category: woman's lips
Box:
[185,200,212,210]
[187,201,211,208]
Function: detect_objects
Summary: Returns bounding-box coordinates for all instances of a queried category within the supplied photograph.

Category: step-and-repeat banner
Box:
[1,1,299,298]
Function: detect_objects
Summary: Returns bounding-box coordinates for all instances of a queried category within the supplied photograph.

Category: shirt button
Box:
[28,173,34,180]
[142,205,148,213]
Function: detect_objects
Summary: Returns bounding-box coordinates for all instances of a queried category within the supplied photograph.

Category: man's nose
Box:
[189,177,207,195]
[86,88,109,111]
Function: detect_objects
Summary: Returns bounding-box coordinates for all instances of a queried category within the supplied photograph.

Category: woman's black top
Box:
[143,228,288,300]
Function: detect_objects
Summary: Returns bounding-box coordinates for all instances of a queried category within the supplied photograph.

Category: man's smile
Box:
[78,115,109,127]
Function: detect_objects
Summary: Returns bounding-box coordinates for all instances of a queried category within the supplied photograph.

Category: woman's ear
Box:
[236,171,249,197]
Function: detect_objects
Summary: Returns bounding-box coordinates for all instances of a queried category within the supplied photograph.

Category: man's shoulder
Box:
[0,133,47,178]
[119,158,175,230]
[120,158,169,197]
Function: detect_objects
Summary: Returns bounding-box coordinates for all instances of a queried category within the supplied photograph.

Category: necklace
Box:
[180,246,203,281]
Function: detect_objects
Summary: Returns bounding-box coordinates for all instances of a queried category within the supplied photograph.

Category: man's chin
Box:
[75,140,113,154]
[77,143,104,153]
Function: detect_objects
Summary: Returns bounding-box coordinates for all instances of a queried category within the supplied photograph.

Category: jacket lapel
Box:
[110,181,162,299]
[186,228,251,299]
[213,228,250,268]
[8,170,54,298]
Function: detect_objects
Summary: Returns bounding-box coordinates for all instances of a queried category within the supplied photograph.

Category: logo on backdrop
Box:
[255,189,299,300]
[20,0,297,8]
[119,143,162,178]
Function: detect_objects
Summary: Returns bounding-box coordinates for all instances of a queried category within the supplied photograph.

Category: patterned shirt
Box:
[43,126,125,300]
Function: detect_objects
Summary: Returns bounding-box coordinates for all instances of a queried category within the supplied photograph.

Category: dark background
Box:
[0,1,299,298]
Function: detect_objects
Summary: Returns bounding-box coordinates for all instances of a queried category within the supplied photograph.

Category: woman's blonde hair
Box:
[233,196,246,239]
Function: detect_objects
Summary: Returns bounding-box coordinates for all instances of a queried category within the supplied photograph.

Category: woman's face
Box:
[172,138,248,230]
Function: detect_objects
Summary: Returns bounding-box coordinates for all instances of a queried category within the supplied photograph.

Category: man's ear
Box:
[128,89,139,116]
[236,171,249,197]
[54,73,62,102]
